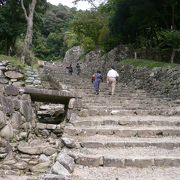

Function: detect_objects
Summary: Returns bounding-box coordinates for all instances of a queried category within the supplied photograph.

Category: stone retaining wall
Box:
[117,65,180,99]
[0,60,79,178]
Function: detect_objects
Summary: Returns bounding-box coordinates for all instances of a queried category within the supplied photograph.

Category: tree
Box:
[33,3,76,61]
[107,0,180,49]
[158,30,180,63]
[0,0,25,55]
[20,0,37,65]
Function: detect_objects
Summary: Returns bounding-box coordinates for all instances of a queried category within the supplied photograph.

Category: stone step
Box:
[67,146,180,168]
[78,108,180,117]
[75,135,180,149]
[81,96,176,102]
[72,165,180,180]
[82,104,176,111]
[64,125,180,137]
[72,115,180,127]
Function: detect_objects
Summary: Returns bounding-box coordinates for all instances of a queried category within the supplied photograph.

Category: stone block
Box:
[79,128,97,136]
[43,147,57,156]
[5,71,24,80]
[0,96,14,116]
[98,129,114,135]
[62,137,76,148]
[103,157,124,167]
[0,77,9,84]
[88,109,99,116]
[64,127,79,136]
[78,109,89,117]
[13,99,20,110]
[47,124,57,130]
[12,161,28,170]
[81,142,104,148]
[114,130,137,137]
[10,112,22,130]
[125,158,153,168]
[154,158,180,167]
[0,110,6,129]
[68,98,76,109]
[30,161,51,173]
[76,155,103,167]
[51,161,70,176]
[39,173,70,180]
[20,100,32,122]
[0,123,14,140]
[56,153,75,173]
[69,112,78,123]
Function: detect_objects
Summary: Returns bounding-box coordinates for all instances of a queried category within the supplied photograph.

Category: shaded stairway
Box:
[45,64,180,180]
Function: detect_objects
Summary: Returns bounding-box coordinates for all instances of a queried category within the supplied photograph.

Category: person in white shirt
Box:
[107,66,119,95]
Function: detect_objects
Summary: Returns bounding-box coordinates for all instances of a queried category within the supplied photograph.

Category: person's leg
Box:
[96,81,100,94]
[108,79,112,95]
[94,81,99,94]
[111,79,116,95]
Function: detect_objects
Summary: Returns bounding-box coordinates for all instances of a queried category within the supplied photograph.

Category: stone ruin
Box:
[0,60,81,179]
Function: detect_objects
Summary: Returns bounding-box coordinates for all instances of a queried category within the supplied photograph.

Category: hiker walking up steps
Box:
[66,63,73,75]
[76,63,81,75]
[92,70,103,95]
[107,66,119,95]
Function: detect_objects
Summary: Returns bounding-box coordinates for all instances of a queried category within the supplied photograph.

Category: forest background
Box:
[0,0,180,64]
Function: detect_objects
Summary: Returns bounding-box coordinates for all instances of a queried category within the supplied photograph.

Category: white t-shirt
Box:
[107,69,119,78]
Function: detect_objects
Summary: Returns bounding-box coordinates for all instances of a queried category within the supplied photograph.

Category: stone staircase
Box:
[43,64,180,180]
[44,64,180,179]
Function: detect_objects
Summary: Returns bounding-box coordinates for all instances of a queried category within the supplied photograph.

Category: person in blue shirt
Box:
[93,70,103,95]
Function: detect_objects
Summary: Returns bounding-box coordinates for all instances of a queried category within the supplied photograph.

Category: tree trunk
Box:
[170,48,175,63]
[171,5,175,30]
[21,0,37,65]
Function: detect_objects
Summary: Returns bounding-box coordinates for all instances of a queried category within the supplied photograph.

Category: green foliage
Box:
[120,59,180,69]
[0,0,25,55]
[33,3,76,61]
[69,10,109,51]
[108,0,180,49]
[64,31,79,48]
[158,30,180,63]
[81,37,96,53]
[158,30,180,50]
[1,0,180,64]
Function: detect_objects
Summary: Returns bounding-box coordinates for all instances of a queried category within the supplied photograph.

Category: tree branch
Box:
[21,0,28,20]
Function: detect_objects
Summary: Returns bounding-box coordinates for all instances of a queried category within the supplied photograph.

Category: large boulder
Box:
[63,46,84,66]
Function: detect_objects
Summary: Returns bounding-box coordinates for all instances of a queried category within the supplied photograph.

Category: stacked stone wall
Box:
[117,65,180,98]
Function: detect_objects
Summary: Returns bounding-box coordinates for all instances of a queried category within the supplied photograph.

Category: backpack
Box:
[91,74,95,83]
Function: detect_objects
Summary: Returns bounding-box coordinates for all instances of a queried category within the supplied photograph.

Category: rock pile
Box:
[24,66,42,87]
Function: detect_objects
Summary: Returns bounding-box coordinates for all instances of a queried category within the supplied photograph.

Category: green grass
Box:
[120,59,180,69]
[0,54,25,68]
[0,54,41,69]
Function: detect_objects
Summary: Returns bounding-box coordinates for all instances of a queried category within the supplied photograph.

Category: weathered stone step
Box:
[67,146,180,167]
[81,96,177,105]
[72,166,180,180]
[72,115,180,127]
[78,108,180,117]
[75,135,180,149]
[82,103,178,110]
[64,125,180,137]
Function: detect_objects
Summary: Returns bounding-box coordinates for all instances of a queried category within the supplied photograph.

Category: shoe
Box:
[96,92,99,95]
[108,92,112,95]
